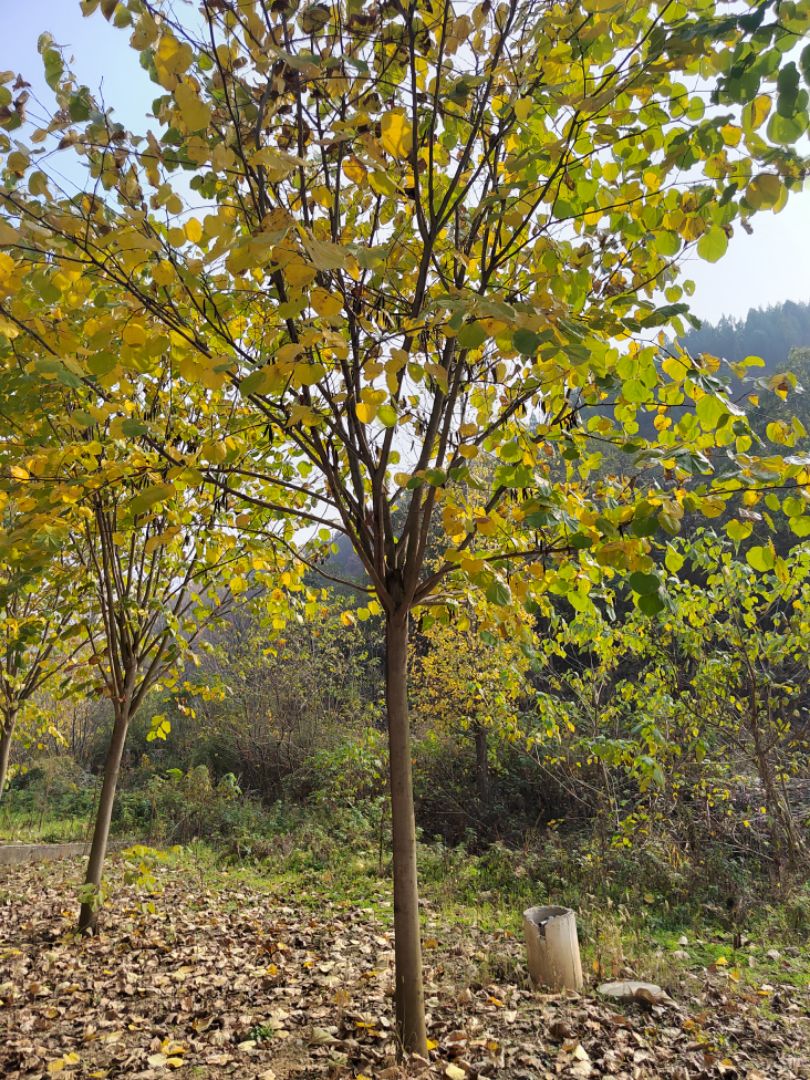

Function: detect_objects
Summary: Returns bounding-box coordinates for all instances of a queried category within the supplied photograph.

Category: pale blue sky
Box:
[3,0,809,326]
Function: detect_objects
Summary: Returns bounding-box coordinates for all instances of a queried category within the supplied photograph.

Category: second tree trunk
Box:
[78,708,129,934]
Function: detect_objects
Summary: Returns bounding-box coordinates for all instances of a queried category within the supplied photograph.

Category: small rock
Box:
[672,950,689,961]
[445,1065,467,1080]
[678,935,688,946]
[597,981,671,1007]
[766,948,781,961]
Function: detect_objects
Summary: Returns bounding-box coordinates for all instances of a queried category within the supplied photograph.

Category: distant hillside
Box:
[682,299,810,371]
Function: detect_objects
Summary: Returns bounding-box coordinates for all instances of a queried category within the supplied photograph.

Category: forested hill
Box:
[682,299,810,370]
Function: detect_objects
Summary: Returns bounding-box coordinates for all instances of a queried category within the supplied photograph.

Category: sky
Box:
[3,0,809,327]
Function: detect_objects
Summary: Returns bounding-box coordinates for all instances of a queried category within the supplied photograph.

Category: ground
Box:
[1,851,808,1080]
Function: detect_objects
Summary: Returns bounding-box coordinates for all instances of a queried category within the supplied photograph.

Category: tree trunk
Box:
[473,723,490,805]
[78,708,129,934]
[384,611,427,1057]
[0,711,16,802]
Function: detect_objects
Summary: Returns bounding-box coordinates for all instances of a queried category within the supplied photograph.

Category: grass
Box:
[134,825,810,1003]
[5,788,808,999]
[0,806,91,843]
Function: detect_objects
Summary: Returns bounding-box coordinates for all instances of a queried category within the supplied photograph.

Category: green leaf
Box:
[512,328,541,355]
[457,321,487,349]
[628,571,660,595]
[782,496,805,518]
[767,111,807,144]
[745,544,775,572]
[776,62,800,118]
[664,546,684,573]
[696,394,727,430]
[68,88,92,122]
[637,592,665,615]
[801,45,810,87]
[130,483,175,516]
[696,227,728,263]
[725,519,753,543]
[240,367,276,396]
[746,173,782,210]
[424,468,446,487]
[42,49,64,92]
[485,580,511,606]
[121,419,148,437]
[654,231,680,257]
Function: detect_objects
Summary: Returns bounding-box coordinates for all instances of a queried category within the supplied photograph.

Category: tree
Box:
[0,551,85,799]
[529,532,810,873]
[411,605,531,805]
[0,291,302,932]
[659,535,810,874]
[2,0,809,1049]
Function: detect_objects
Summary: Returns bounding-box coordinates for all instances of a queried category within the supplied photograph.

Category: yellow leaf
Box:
[284,260,317,289]
[744,94,771,131]
[0,220,18,245]
[381,110,413,159]
[153,260,175,286]
[514,98,531,122]
[311,287,343,318]
[293,362,326,387]
[184,218,203,244]
[355,401,377,423]
[368,170,399,196]
[7,150,29,175]
[746,173,782,211]
[155,34,193,79]
[122,323,147,347]
[342,156,368,185]
[175,80,211,131]
[0,251,16,284]
[10,464,29,481]
[720,123,741,147]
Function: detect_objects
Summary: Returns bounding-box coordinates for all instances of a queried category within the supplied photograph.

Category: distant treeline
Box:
[681,299,810,371]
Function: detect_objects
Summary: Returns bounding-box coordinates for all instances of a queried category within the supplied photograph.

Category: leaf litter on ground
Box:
[1,855,808,1079]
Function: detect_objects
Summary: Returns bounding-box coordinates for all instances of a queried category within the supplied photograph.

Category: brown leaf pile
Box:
[1,856,808,1079]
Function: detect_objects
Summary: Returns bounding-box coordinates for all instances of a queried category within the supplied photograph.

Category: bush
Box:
[114,764,266,846]
[4,754,97,820]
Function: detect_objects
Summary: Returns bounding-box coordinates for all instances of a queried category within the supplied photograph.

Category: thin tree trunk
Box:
[384,611,427,1057]
[747,698,802,874]
[0,710,16,802]
[473,723,489,805]
[78,707,129,934]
